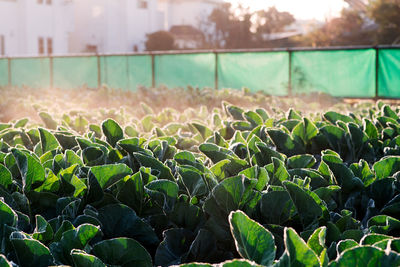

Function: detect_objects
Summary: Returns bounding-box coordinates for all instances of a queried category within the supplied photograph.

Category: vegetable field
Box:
[2,86,400,266]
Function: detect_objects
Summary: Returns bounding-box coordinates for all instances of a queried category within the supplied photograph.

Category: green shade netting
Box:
[378,49,400,98]
[127,55,152,89]
[291,49,376,97]
[53,57,98,89]
[100,55,152,91]
[218,52,289,95]
[0,59,8,86]
[100,56,128,90]
[4,49,400,98]
[11,58,50,88]
[155,53,215,89]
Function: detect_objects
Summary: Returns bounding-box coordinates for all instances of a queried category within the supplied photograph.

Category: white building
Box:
[69,0,164,53]
[69,0,224,53]
[0,0,224,55]
[0,0,74,56]
[69,0,222,53]
[158,0,223,30]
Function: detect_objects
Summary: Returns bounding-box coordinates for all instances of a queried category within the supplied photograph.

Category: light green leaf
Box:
[11,148,45,193]
[39,128,60,154]
[102,119,124,147]
[284,227,320,267]
[229,211,276,266]
[90,164,133,189]
[0,164,12,189]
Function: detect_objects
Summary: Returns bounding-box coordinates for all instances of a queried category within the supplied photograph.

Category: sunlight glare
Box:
[227,0,348,20]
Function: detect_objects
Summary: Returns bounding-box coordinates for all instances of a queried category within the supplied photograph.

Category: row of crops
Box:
[2,87,400,266]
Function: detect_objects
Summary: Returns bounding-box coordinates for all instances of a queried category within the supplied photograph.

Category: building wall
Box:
[0,0,221,55]
[158,0,222,30]
[69,0,164,53]
[0,0,73,56]
[0,0,22,55]
[126,0,164,51]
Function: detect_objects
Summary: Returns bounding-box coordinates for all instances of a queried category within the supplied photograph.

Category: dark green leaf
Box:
[97,204,159,247]
[155,228,194,266]
[92,238,152,267]
[71,249,106,267]
[133,152,174,180]
[287,154,316,169]
[333,246,400,266]
[10,231,54,267]
[283,181,324,230]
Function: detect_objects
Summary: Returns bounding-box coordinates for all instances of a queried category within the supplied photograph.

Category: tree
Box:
[203,4,295,49]
[298,8,373,47]
[254,7,295,35]
[145,31,175,51]
[206,3,232,48]
[368,0,400,44]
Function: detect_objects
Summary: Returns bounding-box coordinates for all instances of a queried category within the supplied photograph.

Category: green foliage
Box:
[229,211,276,266]
[2,100,400,267]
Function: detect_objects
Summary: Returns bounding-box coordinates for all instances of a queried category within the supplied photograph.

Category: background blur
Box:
[0,0,399,56]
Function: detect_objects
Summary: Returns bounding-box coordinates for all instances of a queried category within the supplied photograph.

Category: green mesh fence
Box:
[218,52,289,95]
[291,49,376,97]
[378,49,400,98]
[100,56,128,90]
[155,53,215,89]
[100,55,152,90]
[127,55,152,89]
[53,56,98,89]
[3,48,400,97]
[11,58,50,88]
[0,59,8,86]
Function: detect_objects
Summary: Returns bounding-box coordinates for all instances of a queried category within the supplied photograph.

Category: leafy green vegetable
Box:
[90,163,132,189]
[284,227,320,267]
[10,232,54,267]
[102,119,124,147]
[92,238,152,267]
[229,211,276,266]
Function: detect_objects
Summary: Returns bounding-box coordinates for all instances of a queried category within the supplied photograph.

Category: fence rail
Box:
[1,45,400,98]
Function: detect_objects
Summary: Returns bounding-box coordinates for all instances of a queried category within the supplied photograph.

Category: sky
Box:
[226,0,349,21]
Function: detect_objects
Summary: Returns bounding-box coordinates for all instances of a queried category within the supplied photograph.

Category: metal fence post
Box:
[375,47,379,100]
[96,54,101,88]
[288,49,292,96]
[151,53,155,88]
[7,57,11,86]
[214,51,219,90]
[49,56,53,88]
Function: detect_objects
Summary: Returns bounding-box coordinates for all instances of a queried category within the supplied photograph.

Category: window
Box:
[137,0,148,9]
[38,37,44,54]
[0,35,4,56]
[85,45,98,53]
[47,38,53,55]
